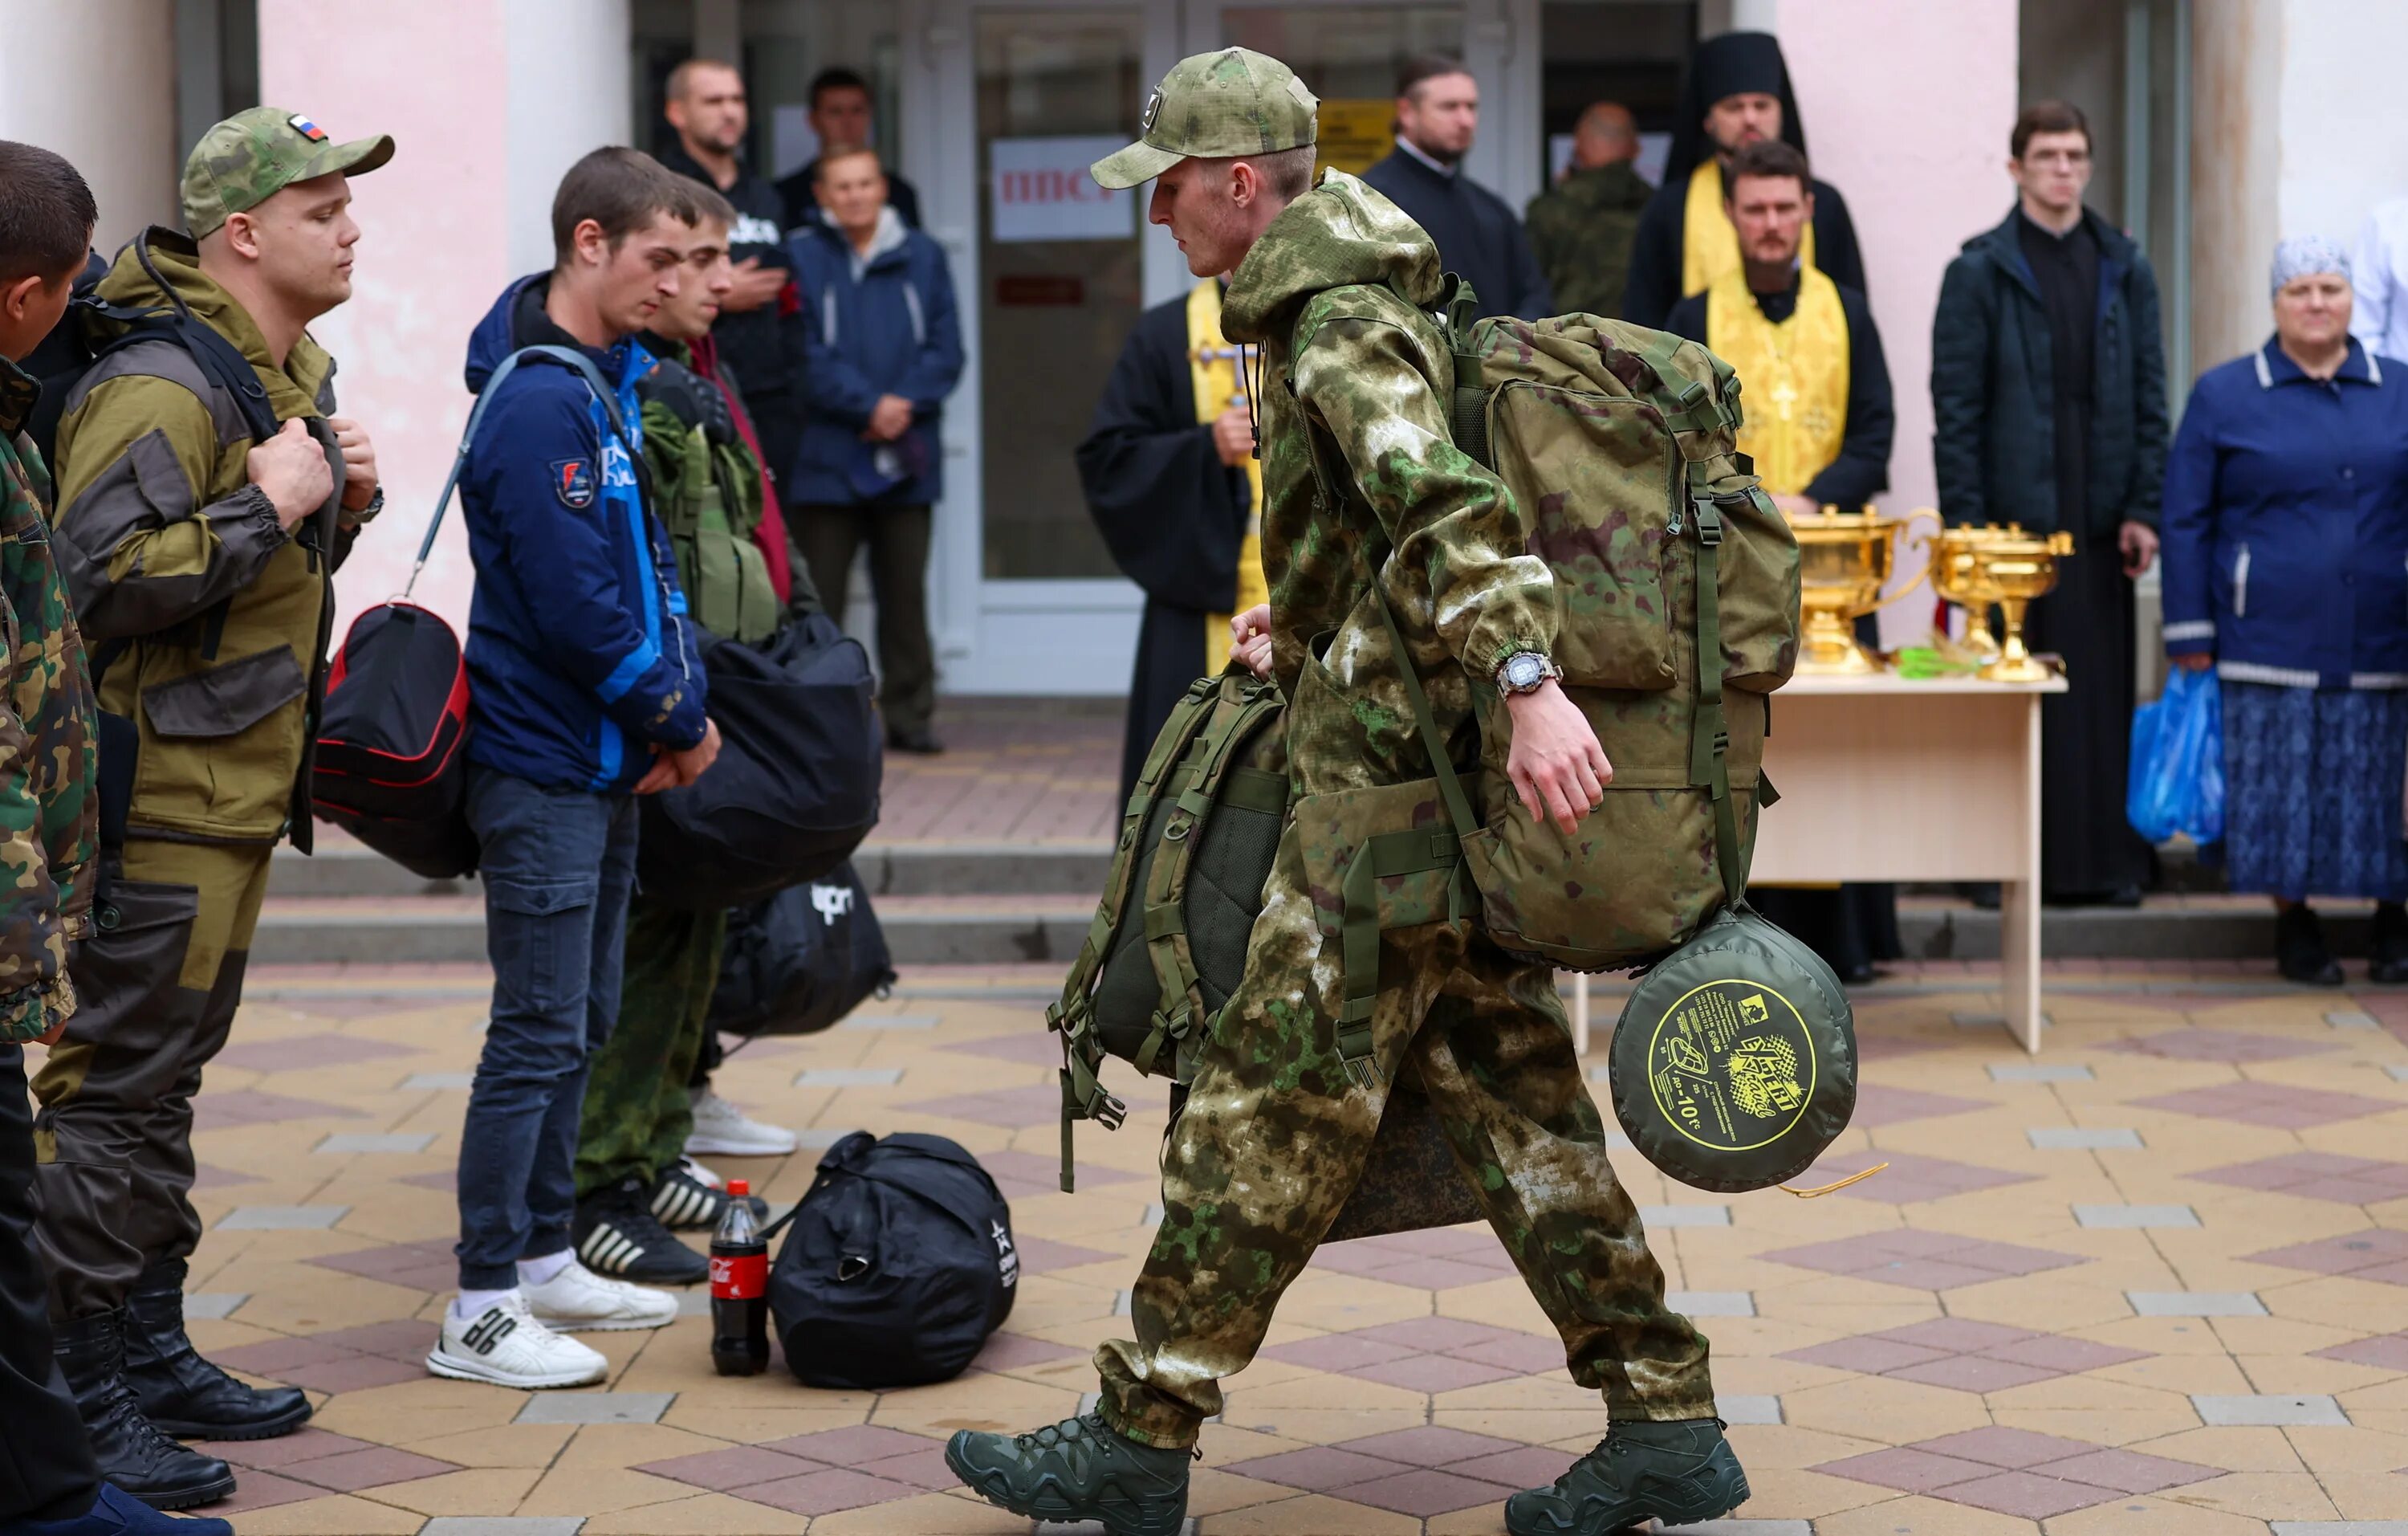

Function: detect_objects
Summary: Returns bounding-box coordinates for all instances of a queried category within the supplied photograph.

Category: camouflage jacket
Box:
[0,356,99,1042]
[1220,169,1557,796]
[1524,161,1651,321]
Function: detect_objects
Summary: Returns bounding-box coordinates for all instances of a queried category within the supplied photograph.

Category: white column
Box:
[2187,0,2283,375]
[0,0,178,251]
[506,0,637,277]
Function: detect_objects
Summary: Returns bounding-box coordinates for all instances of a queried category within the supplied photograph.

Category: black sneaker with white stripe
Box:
[573,1178,710,1284]
[650,1160,771,1233]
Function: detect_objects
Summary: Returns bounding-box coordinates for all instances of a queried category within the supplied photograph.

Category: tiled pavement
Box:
[45,964,2408,1534]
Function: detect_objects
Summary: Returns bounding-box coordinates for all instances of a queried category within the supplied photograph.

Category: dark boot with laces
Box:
[945,1410,1190,1536]
[123,1258,311,1440]
[1505,1416,1750,1536]
[54,1309,237,1510]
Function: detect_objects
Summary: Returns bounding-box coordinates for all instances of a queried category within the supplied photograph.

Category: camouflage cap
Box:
[181,107,395,237]
[1091,47,1317,190]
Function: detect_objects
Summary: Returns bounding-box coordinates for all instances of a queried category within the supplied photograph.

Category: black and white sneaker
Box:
[650,1161,771,1233]
[426,1293,605,1388]
[574,1179,710,1284]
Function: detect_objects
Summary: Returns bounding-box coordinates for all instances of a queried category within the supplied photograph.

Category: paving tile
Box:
[1347,1352,1522,1392]
[970,1332,1088,1371]
[1348,1317,1523,1354]
[1262,1334,1419,1372]
[1801,1148,2039,1204]
[2106,1029,2342,1063]
[2313,1333,2408,1371]
[402,1071,478,1090]
[315,1133,437,1154]
[193,1163,262,1188]
[763,1424,941,1466]
[635,1445,815,1489]
[216,1204,349,1230]
[1714,1395,1782,1425]
[842,1012,939,1029]
[1941,1469,2120,1518]
[2329,1011,2382,1029]
[185,1292,247,1319]
[1876,1318,2036,1351]
[512,1392,674,1425]
[792,1067,904,1086]
[1639,1204,1731,1227]
[1663,1525,1810,1536]
[278,1355,435,1394]
[2129,1290,2268,1317]
[217,1032,417,1070]
[2074,1203,2201,1228]
[284,1444,462,1493]
[1849,1085,1995,1127]
[1336,1425,1527,1465]
[1781,1336,1954,1375]
[1224,1445,1412,1493]
[193,1429,380,1469]
[1331,1467,1522,1518]
[1885,1354,2061,1392]
[1978,1334,2149,1373]
[897,1083,1063,1127]
[207,1469,326,1514]
[2030,1127,2145,1149]
[2132,1081,2399,1129]
[2271,1526,2408,1534]
[2192,1393,2349,1427]
[852,1446,958,1491]
[1815,1446,1994,1492]
[1666,1290,1754,1317]
[1990,1062,2095,1082]
[1446,1331,1572,1375]
[193,1089,368,1130]
[2194,1152,2408,1203]
[1012,1236,1121,1274]
[1916,1427,2101,1469]
[2251,1230,2408,1278]
[1759,1228,2085,1288]
[2042,1447,2219,1493]
[1443,1447,1580,1489]
[421,1522,589,1535]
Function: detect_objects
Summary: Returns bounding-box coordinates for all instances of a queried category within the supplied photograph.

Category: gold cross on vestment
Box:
[1769,377,1800,423]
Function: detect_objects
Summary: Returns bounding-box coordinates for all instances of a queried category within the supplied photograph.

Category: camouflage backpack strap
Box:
[1431,275,1494,471]
[1132,675,1285,1080]
[1047,671,1224,1191]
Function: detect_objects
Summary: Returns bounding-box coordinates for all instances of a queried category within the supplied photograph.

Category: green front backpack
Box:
[641,404,782,646]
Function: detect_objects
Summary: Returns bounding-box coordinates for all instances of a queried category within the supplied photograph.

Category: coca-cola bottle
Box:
[709,1178,770,1376]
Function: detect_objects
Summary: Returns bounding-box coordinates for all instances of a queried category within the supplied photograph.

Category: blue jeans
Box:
[456,765,638,1290]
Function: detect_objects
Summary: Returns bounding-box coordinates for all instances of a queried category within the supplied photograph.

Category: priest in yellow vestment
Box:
[1620,30,1868,329]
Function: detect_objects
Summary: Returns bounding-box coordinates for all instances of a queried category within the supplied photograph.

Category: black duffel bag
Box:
[767,1132,1016,1389]
[312,601,476,879]
[637,613,879,908]
[709,862,897,1037]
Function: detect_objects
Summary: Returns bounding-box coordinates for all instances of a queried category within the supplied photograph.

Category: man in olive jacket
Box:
[34,108,391,1504]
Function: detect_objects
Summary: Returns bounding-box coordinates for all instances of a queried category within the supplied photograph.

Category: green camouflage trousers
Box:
[573,896,726,1200]
[1095,821,1716,1447]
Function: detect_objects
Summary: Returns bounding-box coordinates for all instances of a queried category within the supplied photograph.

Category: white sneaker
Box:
[679,1154,725,1190]
[426,1293,606,1388]
[522,1256,679,1332]
[685,1086,799,1156]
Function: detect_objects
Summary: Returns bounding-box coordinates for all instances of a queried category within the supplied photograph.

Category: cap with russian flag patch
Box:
[181,105,394,237]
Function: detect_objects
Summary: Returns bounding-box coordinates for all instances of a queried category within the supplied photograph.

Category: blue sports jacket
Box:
[459,275,709,792]
[2161,337,2408,690]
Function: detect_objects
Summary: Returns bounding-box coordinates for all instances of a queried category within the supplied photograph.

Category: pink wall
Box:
[1780,0,2020,643]
[257,2,512,638]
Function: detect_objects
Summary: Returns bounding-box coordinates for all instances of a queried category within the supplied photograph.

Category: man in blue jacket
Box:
[790,146,963,755]
[429,148,722,1391]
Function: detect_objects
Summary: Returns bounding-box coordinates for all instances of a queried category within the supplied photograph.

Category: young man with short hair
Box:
[569,188,780,1284]
[431,147,722,1390]
[40,107,392,1504]
[776,67,922,234]
[1361,55,1552,320]
[0,140,229,1536]
[948,49,1744,1536]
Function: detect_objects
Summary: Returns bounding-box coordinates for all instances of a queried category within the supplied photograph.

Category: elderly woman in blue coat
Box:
[2161,236,2408,985]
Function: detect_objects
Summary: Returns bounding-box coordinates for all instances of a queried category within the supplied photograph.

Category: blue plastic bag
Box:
[2127,666,2225,845]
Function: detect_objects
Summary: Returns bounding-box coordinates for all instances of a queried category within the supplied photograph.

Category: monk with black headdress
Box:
[1078,279,1266,799]
[1621,31,1867,329]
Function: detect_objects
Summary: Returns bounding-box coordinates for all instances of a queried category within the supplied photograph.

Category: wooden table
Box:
[1570,670,2068,1055]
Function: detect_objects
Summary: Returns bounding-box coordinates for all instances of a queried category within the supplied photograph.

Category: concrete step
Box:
[268,841,1115,901]
[1895,894,2379,961]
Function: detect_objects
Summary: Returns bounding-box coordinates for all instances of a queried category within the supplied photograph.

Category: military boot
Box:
[946,1411,1190,1536]
[123,1259,312,1440]
[54,1310,236,1510]
[1504,1417,1749,1536]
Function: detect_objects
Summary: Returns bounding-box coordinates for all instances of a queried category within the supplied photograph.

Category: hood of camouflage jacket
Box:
[88,227,335,418]
[1220,169,1444,346]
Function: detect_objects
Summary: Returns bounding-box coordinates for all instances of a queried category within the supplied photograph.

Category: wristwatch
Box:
[1495,651,1563,696]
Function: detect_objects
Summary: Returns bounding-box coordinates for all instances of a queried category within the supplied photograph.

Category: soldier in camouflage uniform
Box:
[946,50,1748,1536]
[1525,102,1653,320]
[34,108,393,1506]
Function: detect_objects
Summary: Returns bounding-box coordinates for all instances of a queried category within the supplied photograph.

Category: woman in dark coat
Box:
[2160,235,2408,984]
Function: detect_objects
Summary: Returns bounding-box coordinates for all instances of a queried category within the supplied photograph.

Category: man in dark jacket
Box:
[776,68,922,234]
[1361,55,1551,321]
[656,59,806,512]
[433,148,719,1392]
[0,141,231,1536]
[1931,100,2168,903]
[789,148,963,755]
[1525,102,1650,320]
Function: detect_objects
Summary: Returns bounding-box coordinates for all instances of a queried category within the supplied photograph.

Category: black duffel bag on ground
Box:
[708,862,897,1037]
[767,1132,1016,1389]
[637,613,879,908]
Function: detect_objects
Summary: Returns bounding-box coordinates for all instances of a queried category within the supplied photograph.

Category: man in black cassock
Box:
[1078,284,1258,800]
[1621,31,1866,329]
[1361,55,1552,321]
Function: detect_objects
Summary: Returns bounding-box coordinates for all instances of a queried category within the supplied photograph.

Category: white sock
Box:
[518,1249,575,1287]
[453,1287,515,1321]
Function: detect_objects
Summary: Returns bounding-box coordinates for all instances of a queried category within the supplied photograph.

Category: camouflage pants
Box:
[32,841,272,1320]
[1096,822,1716,1448]
[573,896,726,1200]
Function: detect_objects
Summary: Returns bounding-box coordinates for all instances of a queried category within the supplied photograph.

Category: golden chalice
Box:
[1930,524,2004,663]
[1964,526,2076,682]
[1786,507,1934,673]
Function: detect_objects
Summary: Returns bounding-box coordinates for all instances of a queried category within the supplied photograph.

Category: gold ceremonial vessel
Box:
[1930,525,2005,663]
[1960,524,2076,682]
[1787,507,1936,673]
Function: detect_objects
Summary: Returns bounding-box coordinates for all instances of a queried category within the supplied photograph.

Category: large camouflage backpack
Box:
[1378,281,1805,972]
[639,399,782,645]
[1046,669,1287,1186]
